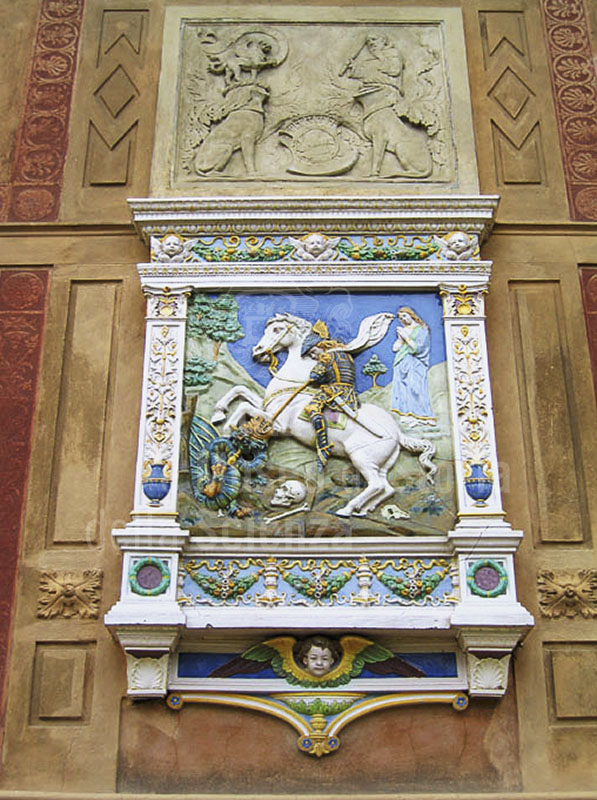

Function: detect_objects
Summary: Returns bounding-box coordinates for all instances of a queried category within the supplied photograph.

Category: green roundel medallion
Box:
[466,559,508,598]
[129,557,171,596]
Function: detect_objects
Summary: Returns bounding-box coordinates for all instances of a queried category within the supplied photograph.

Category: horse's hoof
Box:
[211,410,225,424]
[351,509,369,517]
[334,507,352,518]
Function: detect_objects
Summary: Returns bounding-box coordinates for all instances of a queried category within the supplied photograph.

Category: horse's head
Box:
[252,313,311,363]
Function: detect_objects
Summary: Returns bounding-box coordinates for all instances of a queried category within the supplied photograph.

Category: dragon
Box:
[188,415,269,517]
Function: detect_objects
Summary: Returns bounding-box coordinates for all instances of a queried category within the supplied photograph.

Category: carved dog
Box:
[194,85,268,176]
[357,86,433,178]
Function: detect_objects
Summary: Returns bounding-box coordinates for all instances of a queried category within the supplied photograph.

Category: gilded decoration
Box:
[148,232,480,264]
[145,287,190,318]
[168,633,468,756]
[537,569,597,618]
[142,324,179,502]
[450,323,493,500]
[37,569,103,619]
[179,556,458,607]
[166,689,468,757]
[108,196,536,729]
[440,283,486,317]
[177,289,459,535]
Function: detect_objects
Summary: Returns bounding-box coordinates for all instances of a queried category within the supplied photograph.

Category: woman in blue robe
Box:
[391,306,436,426]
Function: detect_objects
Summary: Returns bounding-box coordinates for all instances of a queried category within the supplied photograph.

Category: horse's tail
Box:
[397,429,437,485]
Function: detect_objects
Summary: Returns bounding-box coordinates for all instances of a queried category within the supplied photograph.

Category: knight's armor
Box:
[302,336,359,471]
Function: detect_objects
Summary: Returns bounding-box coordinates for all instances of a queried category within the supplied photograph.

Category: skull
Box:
[381,503,410,521]
[270,480,308,508]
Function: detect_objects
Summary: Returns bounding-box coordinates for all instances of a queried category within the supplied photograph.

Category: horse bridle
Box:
[262,319,295,375]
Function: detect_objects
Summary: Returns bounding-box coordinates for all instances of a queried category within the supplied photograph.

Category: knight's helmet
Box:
[301,319,335,358]
[300,332,324,358]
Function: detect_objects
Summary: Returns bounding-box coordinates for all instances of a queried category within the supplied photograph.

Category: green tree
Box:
[362,353,387,388]
[184,356,217,389]
[187,293,244,359]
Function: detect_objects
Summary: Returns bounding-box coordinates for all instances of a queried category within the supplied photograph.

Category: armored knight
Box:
[301,325,359,471]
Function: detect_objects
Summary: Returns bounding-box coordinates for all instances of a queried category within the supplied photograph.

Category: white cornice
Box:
[128,195,500,242]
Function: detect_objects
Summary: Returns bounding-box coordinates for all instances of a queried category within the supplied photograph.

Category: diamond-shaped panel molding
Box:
[489,67,533,120]
[95,65,137,118]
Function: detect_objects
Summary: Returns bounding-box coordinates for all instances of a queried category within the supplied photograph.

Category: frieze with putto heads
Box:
[149,231,480,264]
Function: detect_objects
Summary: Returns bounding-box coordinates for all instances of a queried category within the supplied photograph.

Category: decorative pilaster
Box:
[441,282,533,655]
[105,287,190,651]
[440,282,503,519]
[131,286,190,518]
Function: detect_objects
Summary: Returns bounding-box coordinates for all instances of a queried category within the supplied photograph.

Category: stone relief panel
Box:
[509,280,589,544]
[579,266,597,402]
[29,642,95,723]
[83,9,148,187]
[172,22,455,186]
[545,643,597,721]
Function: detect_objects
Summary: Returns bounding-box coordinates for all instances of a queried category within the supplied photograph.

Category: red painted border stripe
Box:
[0,0,85,223]
[579,267,597,404]
[0,270,49,746]
[541,0,597,221]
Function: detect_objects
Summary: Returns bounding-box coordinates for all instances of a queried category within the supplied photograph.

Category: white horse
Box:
[211,313,436,518]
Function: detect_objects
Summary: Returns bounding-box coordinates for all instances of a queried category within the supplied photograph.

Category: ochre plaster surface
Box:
[118,688,521,794]
[0,1,597,797]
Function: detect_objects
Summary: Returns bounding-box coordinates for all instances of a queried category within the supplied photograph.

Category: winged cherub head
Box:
[161,234,185,258]
[294,635,342,677]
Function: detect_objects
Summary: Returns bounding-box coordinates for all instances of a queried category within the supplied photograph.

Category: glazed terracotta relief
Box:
[178,289,454,537]
[168,634,468,757]
[105,5,532,755]
[104,196,533,755]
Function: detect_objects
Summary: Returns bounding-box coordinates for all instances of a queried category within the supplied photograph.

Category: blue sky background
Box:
[227,291,446,393]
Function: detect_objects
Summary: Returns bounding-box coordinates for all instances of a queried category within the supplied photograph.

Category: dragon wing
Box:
[188,415,219,497]
[334,312,395,354]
